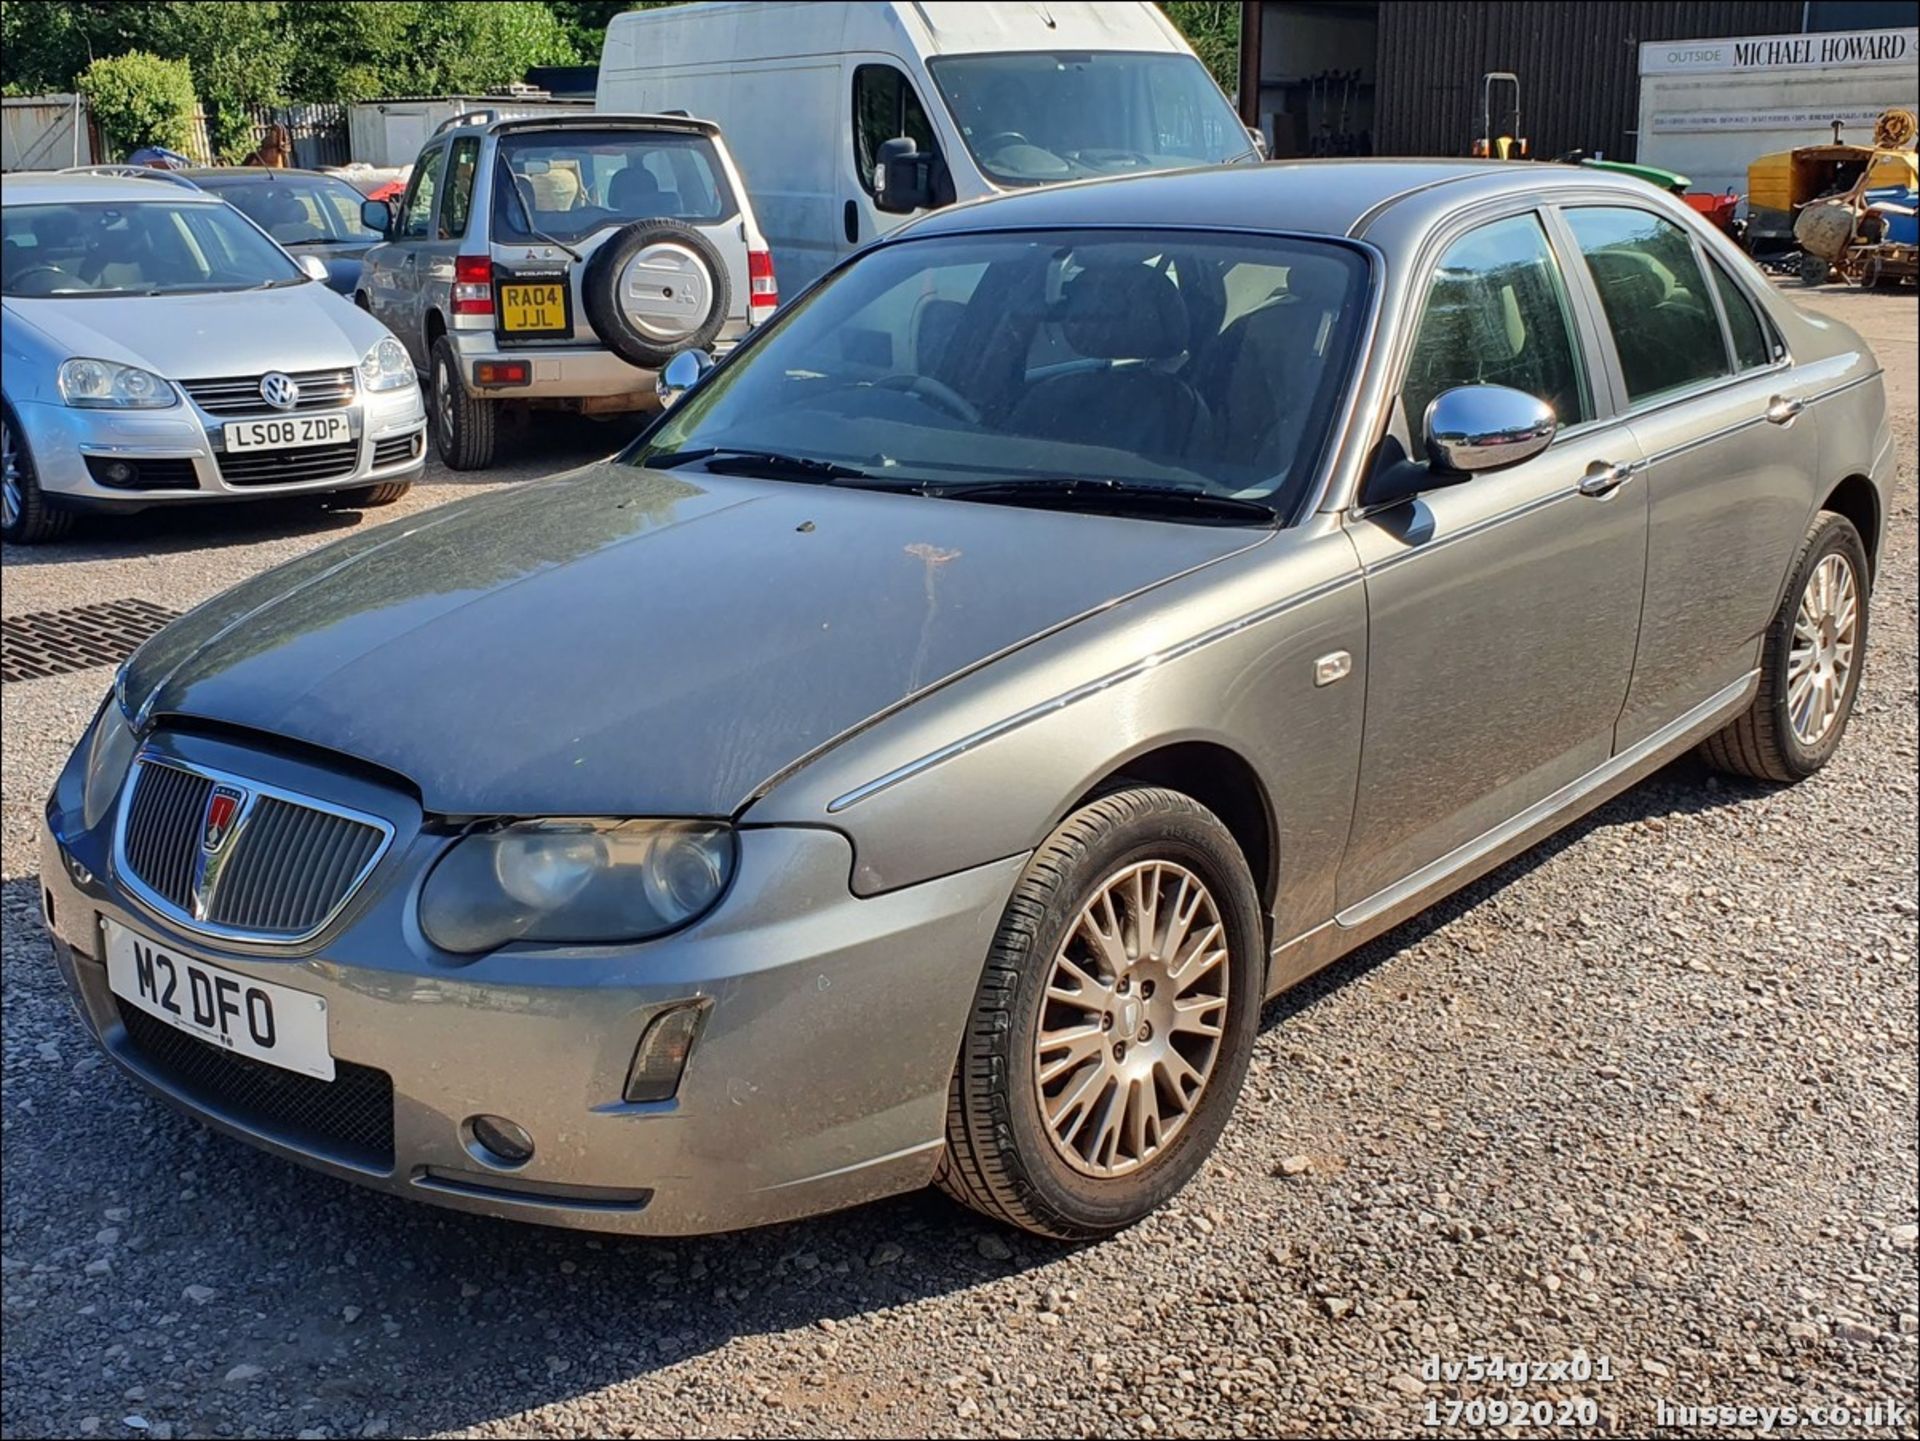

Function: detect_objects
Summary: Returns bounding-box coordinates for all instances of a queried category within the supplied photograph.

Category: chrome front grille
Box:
[181,368,357,416]
[117,756,392,942]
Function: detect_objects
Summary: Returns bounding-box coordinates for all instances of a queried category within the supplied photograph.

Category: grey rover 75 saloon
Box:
[42,160,1892,1239]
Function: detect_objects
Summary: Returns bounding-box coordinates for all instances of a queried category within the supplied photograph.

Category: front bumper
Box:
[16,384,426,510]
[41,728,1023,1234]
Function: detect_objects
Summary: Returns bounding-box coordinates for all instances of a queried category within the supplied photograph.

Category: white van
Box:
[598,1,1259,294]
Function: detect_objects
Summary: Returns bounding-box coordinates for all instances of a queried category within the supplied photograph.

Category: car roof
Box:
[0,171,222,205]
[895,159,1672,242]
[176,166,346,182]
[440,110,721,140]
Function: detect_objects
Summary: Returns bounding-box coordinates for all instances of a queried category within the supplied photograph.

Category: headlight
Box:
[418,819,736,953]
[57,358,175,409]
[359,337,414,393]
[82,692,138,829]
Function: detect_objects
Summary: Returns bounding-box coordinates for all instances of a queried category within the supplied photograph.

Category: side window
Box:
[1707,255,1774,371]
[396,146,444,241]
[1401,214,1590,434]
[853,63,937,197]
[1563,207,1730,404]
[438,137,480,240]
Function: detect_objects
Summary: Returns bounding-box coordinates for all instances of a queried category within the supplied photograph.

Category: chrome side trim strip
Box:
[112,748,396,947]
[827,572,1363,813]
[1333,671,1758,930]
[1358,481,1598,575]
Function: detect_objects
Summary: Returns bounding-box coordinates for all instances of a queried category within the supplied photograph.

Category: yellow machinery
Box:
[1747,109,1918,252]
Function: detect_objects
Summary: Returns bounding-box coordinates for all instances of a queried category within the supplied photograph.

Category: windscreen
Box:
[1,200,305,297]
[929,51,1256,186]
[491,128,737,244]
[196,174,381,247]
[634,228,1369,520]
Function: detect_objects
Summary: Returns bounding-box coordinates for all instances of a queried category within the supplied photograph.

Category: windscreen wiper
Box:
[925,477,1278,523]
[646,446,877,483]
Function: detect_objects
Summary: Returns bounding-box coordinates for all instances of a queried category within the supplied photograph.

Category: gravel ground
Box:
[2,289,1915,1441]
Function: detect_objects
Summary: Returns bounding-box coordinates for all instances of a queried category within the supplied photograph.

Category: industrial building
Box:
[1235,1,1918,195]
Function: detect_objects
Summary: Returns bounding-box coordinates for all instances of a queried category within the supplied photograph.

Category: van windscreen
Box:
[928,51,1256,187]
[491,128,736,243]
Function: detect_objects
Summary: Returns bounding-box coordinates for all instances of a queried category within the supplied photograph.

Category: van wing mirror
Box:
[875,137,934,215]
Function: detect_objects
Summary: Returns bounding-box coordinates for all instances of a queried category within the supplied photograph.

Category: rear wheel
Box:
[430,336,496,471]
[1798,253,1832,286]
[937,788,1263,1239]
[2,402,74,546]
[1701,511,1869,782]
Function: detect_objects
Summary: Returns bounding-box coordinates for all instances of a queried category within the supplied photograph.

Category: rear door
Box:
[1555,205,1820,749]
[1340,209,1649,910]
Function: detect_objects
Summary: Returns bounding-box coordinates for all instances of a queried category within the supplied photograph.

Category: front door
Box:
[1339,211,1649,909]
[844,57,946,263]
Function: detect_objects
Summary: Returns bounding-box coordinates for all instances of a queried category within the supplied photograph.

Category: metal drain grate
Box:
[1,599,181,684]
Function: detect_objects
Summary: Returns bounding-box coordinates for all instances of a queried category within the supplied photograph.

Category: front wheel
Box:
[1701,510,1869,782]
[3,402,74,545]
[937,788,1264,1239]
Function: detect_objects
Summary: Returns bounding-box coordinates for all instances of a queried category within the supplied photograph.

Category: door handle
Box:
[1765,394,1806,425]
[843,199,859,245]
[1577,460,1634,498]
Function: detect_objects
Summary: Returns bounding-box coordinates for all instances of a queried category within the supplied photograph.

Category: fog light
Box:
[466,1114,534,1169]
[623,1002,706,1103]
[473,360,530,387]
[95,458,137,485]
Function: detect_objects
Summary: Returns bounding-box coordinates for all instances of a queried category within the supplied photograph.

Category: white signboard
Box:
[1641,27,1915,76]
[1649,105,1887,134]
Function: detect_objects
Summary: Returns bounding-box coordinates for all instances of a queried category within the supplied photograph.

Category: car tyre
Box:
[1701,510,1869,783]
[430,336,496,471]
[581,218,731,371]
[2,401,74,546]
[330,480,413,509]
[936,787,1264,1239]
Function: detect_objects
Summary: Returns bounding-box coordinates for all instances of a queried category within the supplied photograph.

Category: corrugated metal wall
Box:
[1373,2,1805,161]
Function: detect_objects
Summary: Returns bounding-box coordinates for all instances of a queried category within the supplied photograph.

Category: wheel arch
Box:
[1821,474,1880,582]
[424,308,448,349]
[1065,740,1278,937]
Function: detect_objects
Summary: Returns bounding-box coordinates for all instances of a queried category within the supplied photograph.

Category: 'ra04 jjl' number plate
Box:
[103,918,334,1080]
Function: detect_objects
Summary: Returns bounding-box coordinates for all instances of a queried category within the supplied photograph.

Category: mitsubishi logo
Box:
[259,372,300,410]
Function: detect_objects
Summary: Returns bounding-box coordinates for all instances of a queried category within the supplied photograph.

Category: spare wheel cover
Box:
[619,240,717,344]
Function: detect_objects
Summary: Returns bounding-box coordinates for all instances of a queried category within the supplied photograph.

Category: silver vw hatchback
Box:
[42,161,1892,1239]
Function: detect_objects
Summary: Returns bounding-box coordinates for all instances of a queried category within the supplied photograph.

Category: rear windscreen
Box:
[491,129,736,244]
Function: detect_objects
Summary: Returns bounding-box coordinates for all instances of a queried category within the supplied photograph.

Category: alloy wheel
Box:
[1033,859,1230,1178]
[434,357,456,449]
[1788,552,1859,746]
[2,414,21,532]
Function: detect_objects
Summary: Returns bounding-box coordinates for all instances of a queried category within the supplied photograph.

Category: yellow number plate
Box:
[499,282,567,333]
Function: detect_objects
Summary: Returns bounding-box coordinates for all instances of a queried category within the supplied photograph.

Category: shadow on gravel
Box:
[1260,750,1773,1028]
[1,751,1774,1438]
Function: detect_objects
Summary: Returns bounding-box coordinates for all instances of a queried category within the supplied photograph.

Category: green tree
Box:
[141,1,290,160]
[76,50,197,156]
[1161,1,1241,92]
[284,1,576,103]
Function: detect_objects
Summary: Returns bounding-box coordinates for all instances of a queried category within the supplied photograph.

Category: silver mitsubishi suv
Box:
[357,111,776,470]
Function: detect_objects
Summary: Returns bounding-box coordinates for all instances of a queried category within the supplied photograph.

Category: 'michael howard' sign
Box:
[1641,27,1916,75]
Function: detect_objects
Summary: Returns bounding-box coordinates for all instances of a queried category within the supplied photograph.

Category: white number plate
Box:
[104,919,334,1081]
[223,413,351,452]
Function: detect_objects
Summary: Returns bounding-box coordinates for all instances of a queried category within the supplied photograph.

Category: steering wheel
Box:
[1075,148,1154,170]
[978,131,1033,152]
[873,372,980,425]
[6,264,73,294]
